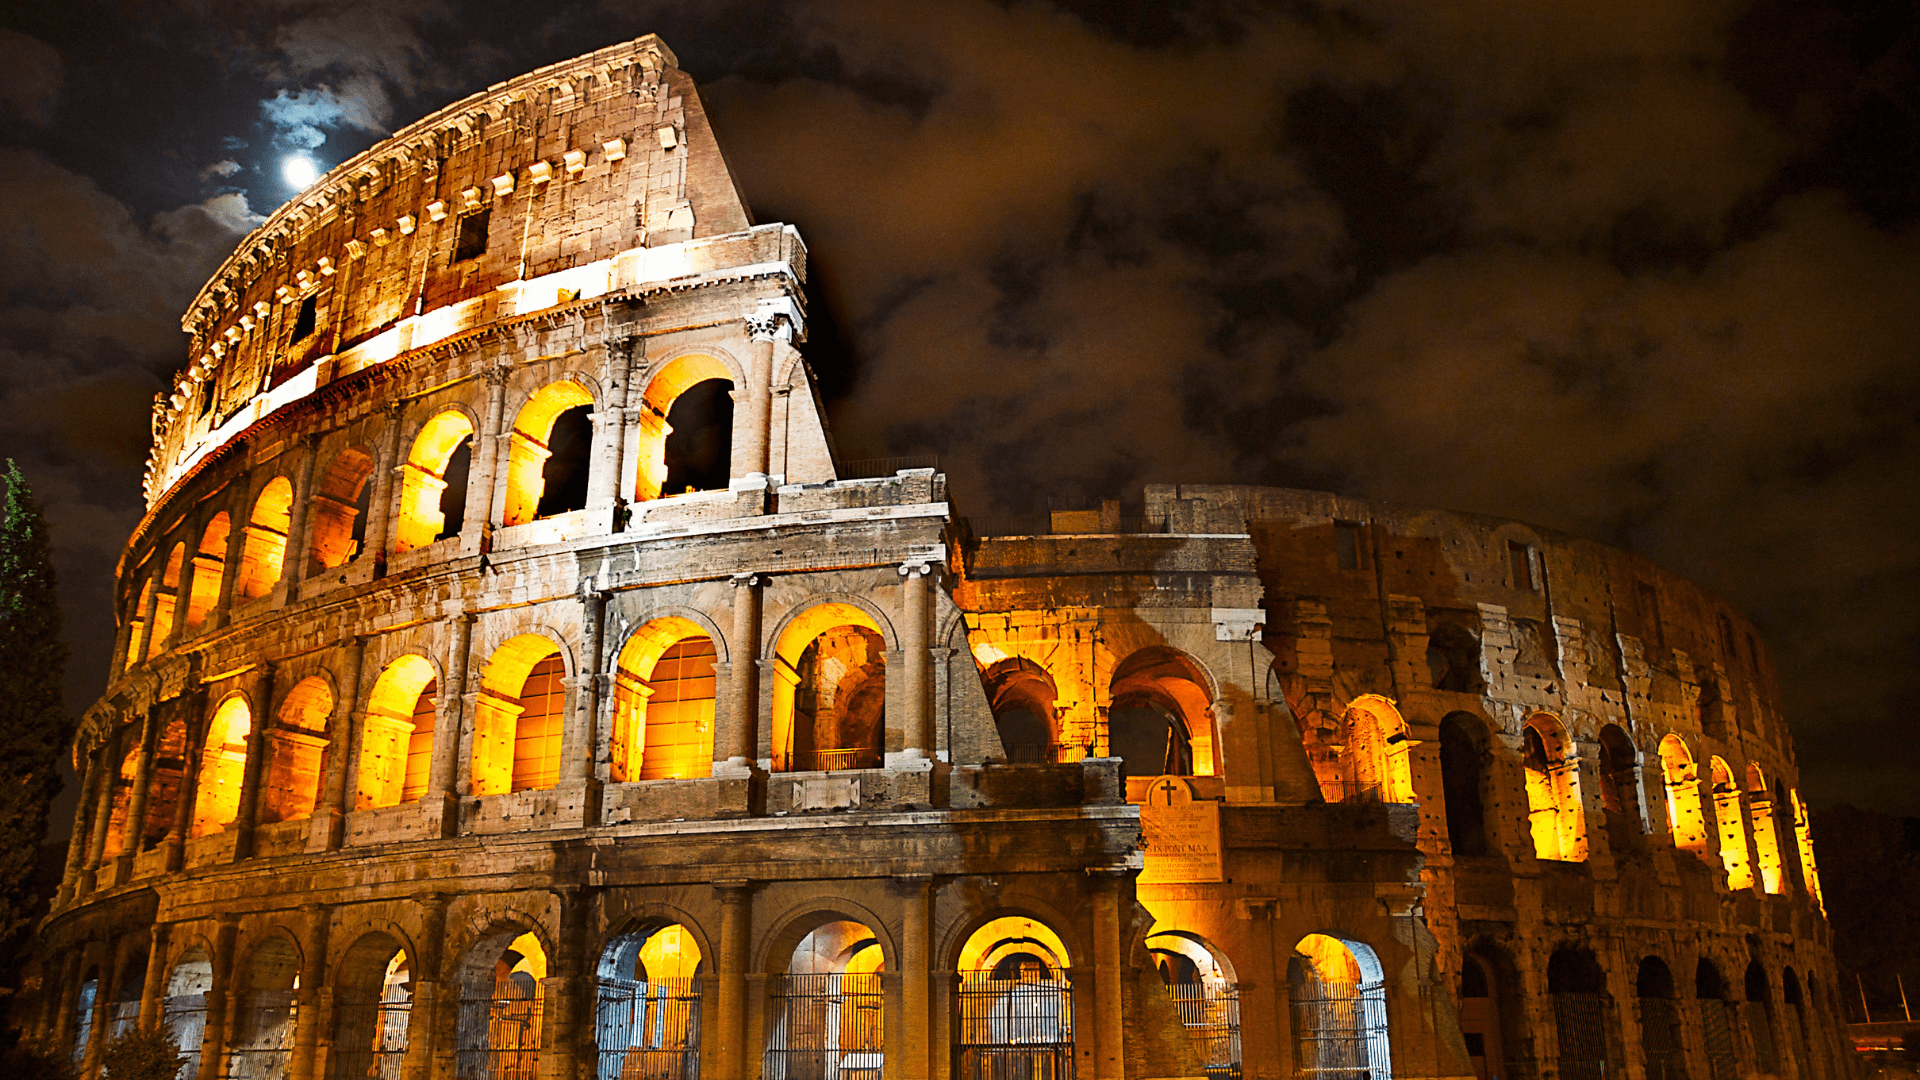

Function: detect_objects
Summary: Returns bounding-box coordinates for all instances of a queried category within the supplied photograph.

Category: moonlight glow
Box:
[283,156,319,189]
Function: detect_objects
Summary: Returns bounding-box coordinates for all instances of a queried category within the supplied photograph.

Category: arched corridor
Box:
[955,916,1074,1080]
[766,919,885,1080]
[596,923,703,1080]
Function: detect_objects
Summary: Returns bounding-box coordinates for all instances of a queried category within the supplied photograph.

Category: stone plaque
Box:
[1138,776,1223,884]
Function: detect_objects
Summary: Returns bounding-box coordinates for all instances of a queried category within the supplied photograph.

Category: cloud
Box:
[199,159,242,179]
[0,29,64,126]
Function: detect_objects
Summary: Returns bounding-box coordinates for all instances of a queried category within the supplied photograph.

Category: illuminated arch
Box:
[954,916,1074,1073]
[981,657,1060,764]
[1145,925,1243,1075]
[149,543,185,657]
[1746,763,1786,894]
[1290,933,1390,1080]
[333,932,412,1078]
[234,476,293,603]
[261,676,333,823]
[473,634,568,796]
[1109,648,1217,778]
[453,927,548,1077]
[1708,757,1754,890]
[501,380,595,527]
[191,695,252,837]
[771,602,888,773]
[394,409,475,552]
[356,655,439,809]
[610,616,717,782]
[307,446,375,571]
[1523,713,1586,862]
[1658,735,1710,855]
[596,921,705,1073]
[124,578,155,671]
[634,353,735,502]
[185,512,229,629]
[1336,695,1414,804]
[1790,790,1824,914]
[227,934,300,1078]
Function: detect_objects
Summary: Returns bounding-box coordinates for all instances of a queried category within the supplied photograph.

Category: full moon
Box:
[283,156,319,189]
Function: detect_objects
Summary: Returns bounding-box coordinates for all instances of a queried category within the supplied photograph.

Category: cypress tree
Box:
[0,460,71,951]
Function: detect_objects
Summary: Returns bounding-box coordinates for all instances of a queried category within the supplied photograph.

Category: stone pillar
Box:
[364,402,405,572]
[586,337,635,513]
[427,613,473,837]
[213,490,249,628]
[281,436,320,591]
[719,574,762,775]
[78,734,120,897]
[539,886,592,1080]
[137,922,170,1031]
[82,940,120,1078]
[163,689,209,873]
[563,591,606,786]
[400,893,448,1080]
[1091,871,1126,1080]
[899,562,934,761]
[289,903,331,1080]
[232,662,276,860]
[897,875,934,1080]
[736,312,784,481]
[713,881,754,1080]
[310,636,366,851]
[57,750,101,906]
[199,914,240,1080]
[50,951,84,1061]
[137,567,164,663]
[114,708,161,884]
[464,366,510,549]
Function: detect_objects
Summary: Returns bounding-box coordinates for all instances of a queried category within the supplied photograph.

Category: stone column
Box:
[464,366,510,549]
[114,707,162,883]
[898,562,934,761]
[717,574,763,775]
[586,337,635,513]
[50,951,84,1061]
[57,750,101,906]
[82,940,120,1077]
[199,914,240,1080]
[310,636,366,851]
[364,403,405,574]
[427,614,473,837]
[137,567,164,663]
[1091,871,1126,1080]
[162,688,209,873]
[563,591,606,786]
[712,881,754,1080]
[736,312,784,481]
[212,490,249,628]
[137,922,170,1031]
[897,875,934,1080]
[289,903,331,1080]
[539,886,592,1080]
[400,893,448,1080]
[169,539,201,649]
[78,734,120,897]
[281,435,320,591]
[232,662,277,860]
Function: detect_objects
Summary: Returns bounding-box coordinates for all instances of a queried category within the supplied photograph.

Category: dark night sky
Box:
[1,0,1916,821]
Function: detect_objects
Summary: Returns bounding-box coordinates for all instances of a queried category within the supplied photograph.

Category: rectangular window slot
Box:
[1335,520,1362,570]
[454,209,491,263]
[1508,540,1536,590]
[291,295,318,341]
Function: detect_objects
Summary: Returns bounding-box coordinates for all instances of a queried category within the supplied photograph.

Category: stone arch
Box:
[1708,756,1754,890]
[1659,734,1710,855]
[229,928,302,1079]
[502,378,597,526]
[394,407,477,553]
[949,912,1078,1074]
[596,900,717,973]
[234,475,294,603]
[451,916,553,1080]
[356,654,441,809]
[473,633,570,796]
[307,444,376,571]
[185,511,231,630]
[1790,790,1824,914]
[1290,933,1391,1080]
[147,542,186,657]
[1438,712,1491,856]
[980,657,1059,764]
[610,615,718,782]
[769,600,892,773]
[1523,712,1586,862]
[634,349,743,502]
[1336,694,1414,804]
[1744,959,1781,1072]
[1745,763,1786,894]
[160,944,213,1066]
[758,895,898,976]
[1695,957,1739,1080]
[1426,621,1485,693]
[595,911,708,1075]
[1546,946,1613,1080]
[1597,724,1644,852]
[333,930,415,1080]
[190,692,253,838]
[1145,924,1243,1075]
[261,674,333,823]
[1459,941,1523,1080]
[1108,646,1217,779]
[763,903,891,1076]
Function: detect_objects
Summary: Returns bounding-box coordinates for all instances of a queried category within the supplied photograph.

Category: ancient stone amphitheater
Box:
[21,34,1848,1080]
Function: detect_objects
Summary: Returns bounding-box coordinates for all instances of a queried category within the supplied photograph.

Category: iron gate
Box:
[332,999,411,1080]
[226,991,297,1080]
[161,996,207,1080]
[1742,1002,1777,1074]
[955,973,1074,1080]
[1165,983,1241,1079]
[1552,992,1610,1080]
[764,973,883,1080]
[456,979,542,1080]
[1291,980,1389,1080]
[1637,998,1687,1080]
[1699,1001,1738,1080]
[597,976,701,1080]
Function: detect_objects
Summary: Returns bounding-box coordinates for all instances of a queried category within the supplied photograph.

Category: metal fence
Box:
[226,992,297,1080]
[1165,983,1242,1079]
[456,980,542,1080]
[597,977,701,1080]
[1699,1001,1738,1080]
[1552,993,1611,1080]
[161,996,207,1080]
[793,748,883,772]
[764,973,883,1080]
[835,456,940,480]
[955,974,1074,1080]
[333,999,411,1080]
[1638,997,1687,1080]
[1291,980,1390,1080]
[1742,1002,1778,1074]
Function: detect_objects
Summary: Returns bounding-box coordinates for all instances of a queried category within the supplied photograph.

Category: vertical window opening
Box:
[291,295,318,341]
[1508,541,1536,590]
[1638,582,1664,648]
[660,378,735,496]
[454,209,491,263]
[436,438,472,542]
[1335,521,1362,570]
[533,405,594,518]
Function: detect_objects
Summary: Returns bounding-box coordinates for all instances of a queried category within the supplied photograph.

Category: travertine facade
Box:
[21,35,1848,1080]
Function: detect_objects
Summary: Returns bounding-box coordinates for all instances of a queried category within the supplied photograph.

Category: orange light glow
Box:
[610,617,716,782]
[1709,756,1754,890]
[633,353,731,502]
[472,635,564,797]
[1659,734,1711,857]
[356,655,437,809]
[501,381,594,527]
[262,676,333,823]
[1746,763,1786,895]
[185,513,229,628]
[395,411,474,553]
[234,477,293,602]
[1523,714,1587,862]
[191,696,251,837]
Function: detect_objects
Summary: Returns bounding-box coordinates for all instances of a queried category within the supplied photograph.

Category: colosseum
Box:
[20,34,1848,1080]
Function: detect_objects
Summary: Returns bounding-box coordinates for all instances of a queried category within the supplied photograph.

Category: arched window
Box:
[307,447,375,571]
[955,916,1073,1077]
[633,354,734,502]
[135,713,190,855]
[1744,962,1779,1074]
[597,923,703,1077]
[262,676,333,823]
[1782,967,1814,1080]
[235,476,294,603]
[455,930,546,1079]
[1598,725,1643,852]
[100,743,139,863]
[981,658,1059,764]
[334,933,411,1080]
[1109,647,1215,778]
[771,604,886,773]
[1523,714,1586,862]
[1697,960,1738,1080]
[1636,957,1686,1080]
[1426,622,1484,693]
[769,920,887,1077]
[1289,934,1390,1080]
[1147,928,1241,1076]
[1659,735,1710,855]
[356,656,438,810]
[502,381,595,527]
[162,948,212,1076]
[1790,791,1824,914]
[70,966,98,1067]
[1547,948,1613,1080]
[186,513,229,630]
[125,579,154,671]
[394,411,474,553]
[610,618,717,782]
[228,937,300,1079]
[472,636,567,795]
[150,543,185,657]
[1746,765,1786,894]
[191,697,252,837]
[1439,714,1489,856]
[1333,695,1414,804]
[1708,758,1754,890]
